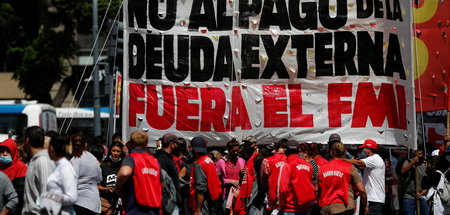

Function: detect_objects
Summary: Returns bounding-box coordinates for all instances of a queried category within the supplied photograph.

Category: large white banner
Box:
[123,0,415,147]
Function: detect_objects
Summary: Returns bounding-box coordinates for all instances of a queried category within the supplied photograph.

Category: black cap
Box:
[260,142,275,151]
[162,133,179,145]
[191,136,207,153]
[177,138,187,151]
[285,140,299,152]
[275,139,288,150]
[328,133,341,144]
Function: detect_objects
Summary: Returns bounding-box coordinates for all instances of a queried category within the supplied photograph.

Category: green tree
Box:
[1,0,121,104]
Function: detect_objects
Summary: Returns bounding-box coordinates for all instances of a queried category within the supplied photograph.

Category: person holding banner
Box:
[400,149,429,215]
[345,139,385,215]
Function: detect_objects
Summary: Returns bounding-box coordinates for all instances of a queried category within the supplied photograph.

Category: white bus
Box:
[56,107,117,141]
[0,101,58,141]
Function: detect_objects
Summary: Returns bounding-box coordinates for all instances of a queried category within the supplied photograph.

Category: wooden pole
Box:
[415,166,421,215]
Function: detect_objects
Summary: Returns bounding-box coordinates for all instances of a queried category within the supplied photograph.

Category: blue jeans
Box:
[403,198,429,215]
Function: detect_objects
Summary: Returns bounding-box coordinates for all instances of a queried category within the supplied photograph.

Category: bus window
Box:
[41,111,58,132]
[0,113,28,136]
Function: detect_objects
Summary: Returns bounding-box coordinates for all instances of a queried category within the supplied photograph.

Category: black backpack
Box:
[161,169,177,214]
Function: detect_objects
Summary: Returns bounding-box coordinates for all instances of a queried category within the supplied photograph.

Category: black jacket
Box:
[155,149,182,207]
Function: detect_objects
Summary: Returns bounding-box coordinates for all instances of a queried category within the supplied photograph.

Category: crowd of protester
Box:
[0,126,450,215]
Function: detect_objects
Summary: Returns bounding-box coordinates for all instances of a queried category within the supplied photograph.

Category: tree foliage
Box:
[0,0,122,104]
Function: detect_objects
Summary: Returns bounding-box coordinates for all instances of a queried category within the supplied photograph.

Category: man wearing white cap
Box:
[431,149,440,157]
[345,139,385,215]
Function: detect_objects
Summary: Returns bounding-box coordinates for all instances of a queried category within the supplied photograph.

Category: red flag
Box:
[115,72,122,115]
[413,0,450,112]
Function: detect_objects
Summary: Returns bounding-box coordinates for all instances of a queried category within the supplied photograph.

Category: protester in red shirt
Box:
[278,140,316,215]
[188,136,222,215]
[233,136,259,215]
[317,142,367,215]
[310,142,328,167]
[259,139,287,213]
[115,131,162,215]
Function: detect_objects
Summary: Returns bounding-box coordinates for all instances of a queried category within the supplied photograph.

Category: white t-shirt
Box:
[361,154,385,203]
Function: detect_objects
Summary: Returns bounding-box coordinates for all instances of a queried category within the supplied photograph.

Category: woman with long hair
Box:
[70,134,102,215]
[98,141,124,215]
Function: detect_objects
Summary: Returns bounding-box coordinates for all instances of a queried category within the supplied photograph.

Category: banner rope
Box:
[60,0,124,134]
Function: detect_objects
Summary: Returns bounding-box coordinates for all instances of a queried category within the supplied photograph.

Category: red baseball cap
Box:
[358,139,378,149]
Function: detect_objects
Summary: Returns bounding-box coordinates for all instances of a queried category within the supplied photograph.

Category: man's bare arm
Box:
[114,165,133,195]
[344,158,366,169]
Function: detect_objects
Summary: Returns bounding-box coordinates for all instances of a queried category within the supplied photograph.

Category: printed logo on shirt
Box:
[204,157,213,164]
[322,170,344,178]
[241,176,248,184]
[106,174,117,184]
[142,167,158,176]
[275,161,285,168]
[296,164,310,171]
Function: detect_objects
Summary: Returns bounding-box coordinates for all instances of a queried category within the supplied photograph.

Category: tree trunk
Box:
[53,76,72,107]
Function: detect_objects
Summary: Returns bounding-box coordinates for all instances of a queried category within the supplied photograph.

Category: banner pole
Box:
[415,165,420,215]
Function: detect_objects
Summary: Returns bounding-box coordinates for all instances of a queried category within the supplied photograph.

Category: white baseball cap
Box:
[431,149,440,157]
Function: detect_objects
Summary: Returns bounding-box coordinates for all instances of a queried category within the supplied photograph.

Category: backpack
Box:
[436,169,450,206]
[161,169,177,214]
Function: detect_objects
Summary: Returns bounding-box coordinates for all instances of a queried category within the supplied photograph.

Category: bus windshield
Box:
[0,113,28,136]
